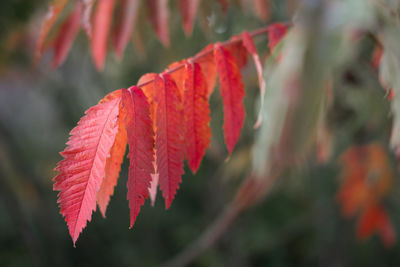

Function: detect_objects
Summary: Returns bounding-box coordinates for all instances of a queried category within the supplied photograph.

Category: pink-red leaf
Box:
[122,87,155,227]
[54,90,121,244]
[183,62,211,173]
[148,0,170,46]
[96,90,128,217]
[112,0,140,59]
[242,31,265,128]
[91,0,115,70]
[214,43,246,154]
[36,0,68,63]
[179,0,200,36]
[154,74,185,208]
[52,2,83,68]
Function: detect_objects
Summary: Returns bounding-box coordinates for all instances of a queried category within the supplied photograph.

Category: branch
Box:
[137,23,291,88]
[161,169,282,267]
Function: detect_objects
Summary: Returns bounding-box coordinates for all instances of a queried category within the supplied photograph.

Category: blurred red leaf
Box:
[112,0,140,59]
[36,0,68,63]
[52,2,82,68]
[338,143,396,246]
[179,0,200,36]
[148,0,170,46]
[91,0,115,70]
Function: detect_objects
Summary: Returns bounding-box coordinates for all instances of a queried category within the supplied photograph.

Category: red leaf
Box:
[112,0,140,59]
[91,0,115,70]
[214,43,246,154]
[97,90,128,217]
[242,31,265,128]
[183,62,212,173]
[147,0,170,46]
[268,22,288,52]
[36,0,68,63]
[52,2,83,68]
[54,90,121,244]
[225,37,249,68]
[122,87,155,227]
[179,0,200,36]
[154,74,185,208]
[166,61,185,96]
[81,0,95,38]
[195,44,217,98]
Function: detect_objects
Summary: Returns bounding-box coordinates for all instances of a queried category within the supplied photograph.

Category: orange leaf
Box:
[138,73,158,126]
[147,0,170,46]
[52,2,83,68]
[122,87,155,227]
[154,74,185,208]
[166,61,185,96]
[179,0,200,36]
[242,31,265,128]
[138,73,159,205]
[214,43,246,154]
[183,62,211,173]
[357,204,396,247]
[97,90,128,217]
[195,44,217,98]
[54,90,121,244]
[91,0,115,70]
[112,0,140,59]
[36,0,68,63]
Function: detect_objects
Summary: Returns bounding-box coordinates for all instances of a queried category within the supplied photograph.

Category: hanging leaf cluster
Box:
[53,24,288,244]
[36,0,273,70]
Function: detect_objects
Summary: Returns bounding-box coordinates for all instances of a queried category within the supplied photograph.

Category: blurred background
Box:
[1,0,400,266]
